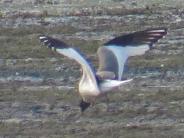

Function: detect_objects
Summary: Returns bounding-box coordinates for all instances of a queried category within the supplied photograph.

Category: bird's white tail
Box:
[99,79,133,93]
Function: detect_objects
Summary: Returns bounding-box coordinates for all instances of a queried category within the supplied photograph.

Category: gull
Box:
[39,27,167,112]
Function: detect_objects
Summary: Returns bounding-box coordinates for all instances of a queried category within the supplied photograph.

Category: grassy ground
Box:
[1,85,184,138]
[0,0,184,138]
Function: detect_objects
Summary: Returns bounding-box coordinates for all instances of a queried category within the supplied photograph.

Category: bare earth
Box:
[0,0,184,138]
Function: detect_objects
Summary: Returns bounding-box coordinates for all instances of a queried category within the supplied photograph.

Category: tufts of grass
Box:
[128,54,184,69]
[65,38,102,54]
[0,11,3,18]
[0,85,77,103]
[0,25,78,37]
[0,25,78,59]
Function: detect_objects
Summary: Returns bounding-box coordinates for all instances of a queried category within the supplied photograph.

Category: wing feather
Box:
[98,28,167,80]
[39,35,98,88]
[104,27,167,48]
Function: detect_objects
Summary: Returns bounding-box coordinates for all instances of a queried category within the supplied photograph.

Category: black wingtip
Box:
[39,35,54,50]
[147,27,168,34]
[38,35,69,49]
[39,35,50,45]
[39,35,47,40]
[105,27,168,47]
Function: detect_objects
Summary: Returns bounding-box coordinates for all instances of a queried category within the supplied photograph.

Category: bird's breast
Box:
[79,80,100,97]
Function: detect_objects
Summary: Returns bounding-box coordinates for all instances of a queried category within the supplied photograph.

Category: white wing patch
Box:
[39,36,47,40]
[39,35,100,96]
[100,79,133,92]
[148,30,166,33]
[126,45,150,56]
[44,40,49,43]
[106,44,149,80]
[56,48,95,81]
[106,46,128,80]
[148,37,157,40]
[56,48,85,62]
[56,48,100,95]
[149,33,164,36]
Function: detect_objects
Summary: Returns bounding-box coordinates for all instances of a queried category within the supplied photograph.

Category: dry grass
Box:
[1,86,184,137]
[0,1,184,137]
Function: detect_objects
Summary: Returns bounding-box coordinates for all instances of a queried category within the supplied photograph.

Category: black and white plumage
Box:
[39,28,167,112]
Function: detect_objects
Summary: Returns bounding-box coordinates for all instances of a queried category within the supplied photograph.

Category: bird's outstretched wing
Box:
[97,28,167,80]
[39,35,98,88]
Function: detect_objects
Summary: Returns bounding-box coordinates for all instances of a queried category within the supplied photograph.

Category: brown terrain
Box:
[0,0,184,137]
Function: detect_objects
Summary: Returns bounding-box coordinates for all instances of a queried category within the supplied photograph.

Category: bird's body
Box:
[39,27,167,112]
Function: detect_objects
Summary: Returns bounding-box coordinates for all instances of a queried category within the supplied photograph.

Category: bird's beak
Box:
[79,100,90,112]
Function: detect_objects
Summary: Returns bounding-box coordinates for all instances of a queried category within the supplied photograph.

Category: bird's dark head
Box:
[79,100,90,112]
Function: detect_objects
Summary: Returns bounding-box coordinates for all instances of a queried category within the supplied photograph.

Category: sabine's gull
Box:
[39,27,167,112]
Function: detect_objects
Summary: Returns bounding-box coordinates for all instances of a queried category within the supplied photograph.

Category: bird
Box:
[39,27,167,112]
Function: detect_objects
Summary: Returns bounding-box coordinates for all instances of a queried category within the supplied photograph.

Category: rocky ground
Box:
[0,0,184,138]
